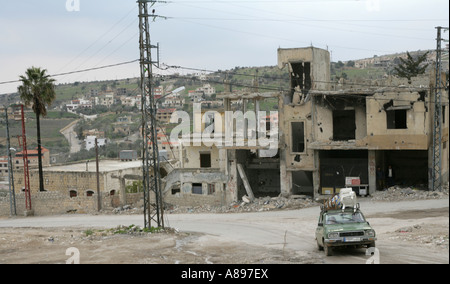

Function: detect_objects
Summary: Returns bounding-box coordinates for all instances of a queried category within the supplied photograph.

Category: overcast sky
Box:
[0,0,448,94]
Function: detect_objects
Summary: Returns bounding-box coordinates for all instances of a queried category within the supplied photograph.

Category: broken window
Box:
[200,153,211,168]
[192,183,203,195]
[208,184,215,195]
[291,122,305,153]
[290,62,312,99]
[386,110,407,129]
[333,110,356,141]
[205,113,215,133]
[70,190,77,198]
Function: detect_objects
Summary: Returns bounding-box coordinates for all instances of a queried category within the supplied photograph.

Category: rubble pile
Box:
[391,223,449,250]
[105,183,449,215]
[371,184,449,202]
[82,224,176,239]
[165,195,317,214]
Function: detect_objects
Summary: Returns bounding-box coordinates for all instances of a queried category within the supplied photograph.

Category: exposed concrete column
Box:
[119,177,127,206]
[224,98,232,142]
[237,163,255,201]
[227,150,239,202]
[368,150,376,195]
[255,99,260,134]
[243,99,248,140]
[279,147,289,197]
[313,150,320,199]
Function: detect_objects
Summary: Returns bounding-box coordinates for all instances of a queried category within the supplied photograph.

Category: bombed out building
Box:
[163,46,448,205]
[277,47,448,198]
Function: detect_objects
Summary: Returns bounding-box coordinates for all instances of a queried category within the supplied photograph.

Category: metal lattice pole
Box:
[432,26,449,192]
[138,0,164,229]
[3,107,16,216]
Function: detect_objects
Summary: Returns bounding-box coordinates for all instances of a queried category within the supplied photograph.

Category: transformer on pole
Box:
[138,0,165,229]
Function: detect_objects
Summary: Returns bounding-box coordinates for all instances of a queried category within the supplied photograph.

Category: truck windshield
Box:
[325,212,366,225]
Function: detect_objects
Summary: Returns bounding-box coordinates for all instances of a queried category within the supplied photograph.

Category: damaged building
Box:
[4,46,446,216]
[163,46,448,205]
[277,46,449,198]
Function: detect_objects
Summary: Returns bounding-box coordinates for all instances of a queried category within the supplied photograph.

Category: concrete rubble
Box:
[106,194,317,215]
[165,195,317,214]
[392,223,449,250]
[104,182,450,215]
[371,183,449,202]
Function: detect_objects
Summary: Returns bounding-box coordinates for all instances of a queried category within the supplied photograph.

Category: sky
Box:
[0,0,448,95]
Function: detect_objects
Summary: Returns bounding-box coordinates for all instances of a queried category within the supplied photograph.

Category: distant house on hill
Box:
[14,147,50,169]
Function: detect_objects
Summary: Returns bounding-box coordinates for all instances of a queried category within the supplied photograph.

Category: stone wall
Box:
[0,191,97,216]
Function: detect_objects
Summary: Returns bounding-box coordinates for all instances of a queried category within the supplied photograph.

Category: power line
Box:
[170,17,449,23]
[54,6,138,75]
[156,63,439,91]
[155,64,448,102]
[0,60,139,86]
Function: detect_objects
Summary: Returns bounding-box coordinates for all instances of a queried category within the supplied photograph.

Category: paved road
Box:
[1,198,448,264]
[60,120,81,154]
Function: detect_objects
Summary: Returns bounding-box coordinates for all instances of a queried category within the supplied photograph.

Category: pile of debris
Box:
[83,224,177,239]
[371,184,449,202]
[110,205,142,215]
[165,195,317,214]
[391,223,449,250]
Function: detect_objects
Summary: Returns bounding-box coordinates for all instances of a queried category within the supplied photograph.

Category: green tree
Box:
[394,51,429,83]
[18,67,56,192]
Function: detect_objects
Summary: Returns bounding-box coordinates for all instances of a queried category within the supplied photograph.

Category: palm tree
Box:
[18,67,56,192]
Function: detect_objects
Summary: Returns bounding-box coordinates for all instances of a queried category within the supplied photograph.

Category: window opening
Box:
[291,122,305,153]
[387,110,407,129]
[333,110,356,141]
[200,153,212,168]
[192,183,203,195]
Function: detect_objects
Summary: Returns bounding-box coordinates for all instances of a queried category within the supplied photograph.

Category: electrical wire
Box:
[54,6,138,75]
[154,64,449,102]
[0,60,140,86]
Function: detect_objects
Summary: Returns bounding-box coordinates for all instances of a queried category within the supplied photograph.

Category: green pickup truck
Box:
[315,206,376,256]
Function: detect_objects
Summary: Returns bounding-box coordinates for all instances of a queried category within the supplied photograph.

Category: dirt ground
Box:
[0,206,448,264]
[0,189,448,264]
[0,226,319,264]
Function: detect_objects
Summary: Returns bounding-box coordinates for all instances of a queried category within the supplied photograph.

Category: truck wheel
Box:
[317,239,323,251]
[324,244,333,256]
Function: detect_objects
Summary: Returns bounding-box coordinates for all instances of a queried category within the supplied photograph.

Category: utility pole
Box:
[432,26,449,192]
[138,0,165,229]
[3,107,16,216]
[95,138,101,211]
[18,105,32,213]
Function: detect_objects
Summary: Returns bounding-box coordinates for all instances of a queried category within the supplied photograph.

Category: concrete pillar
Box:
[119,177,127,206]
[227,150,238,202]
[279,147,289,197]
[313,150,321,199]
[368,150,376,195]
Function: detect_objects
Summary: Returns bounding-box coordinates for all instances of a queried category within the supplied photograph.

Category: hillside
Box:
[1,49,445,161]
